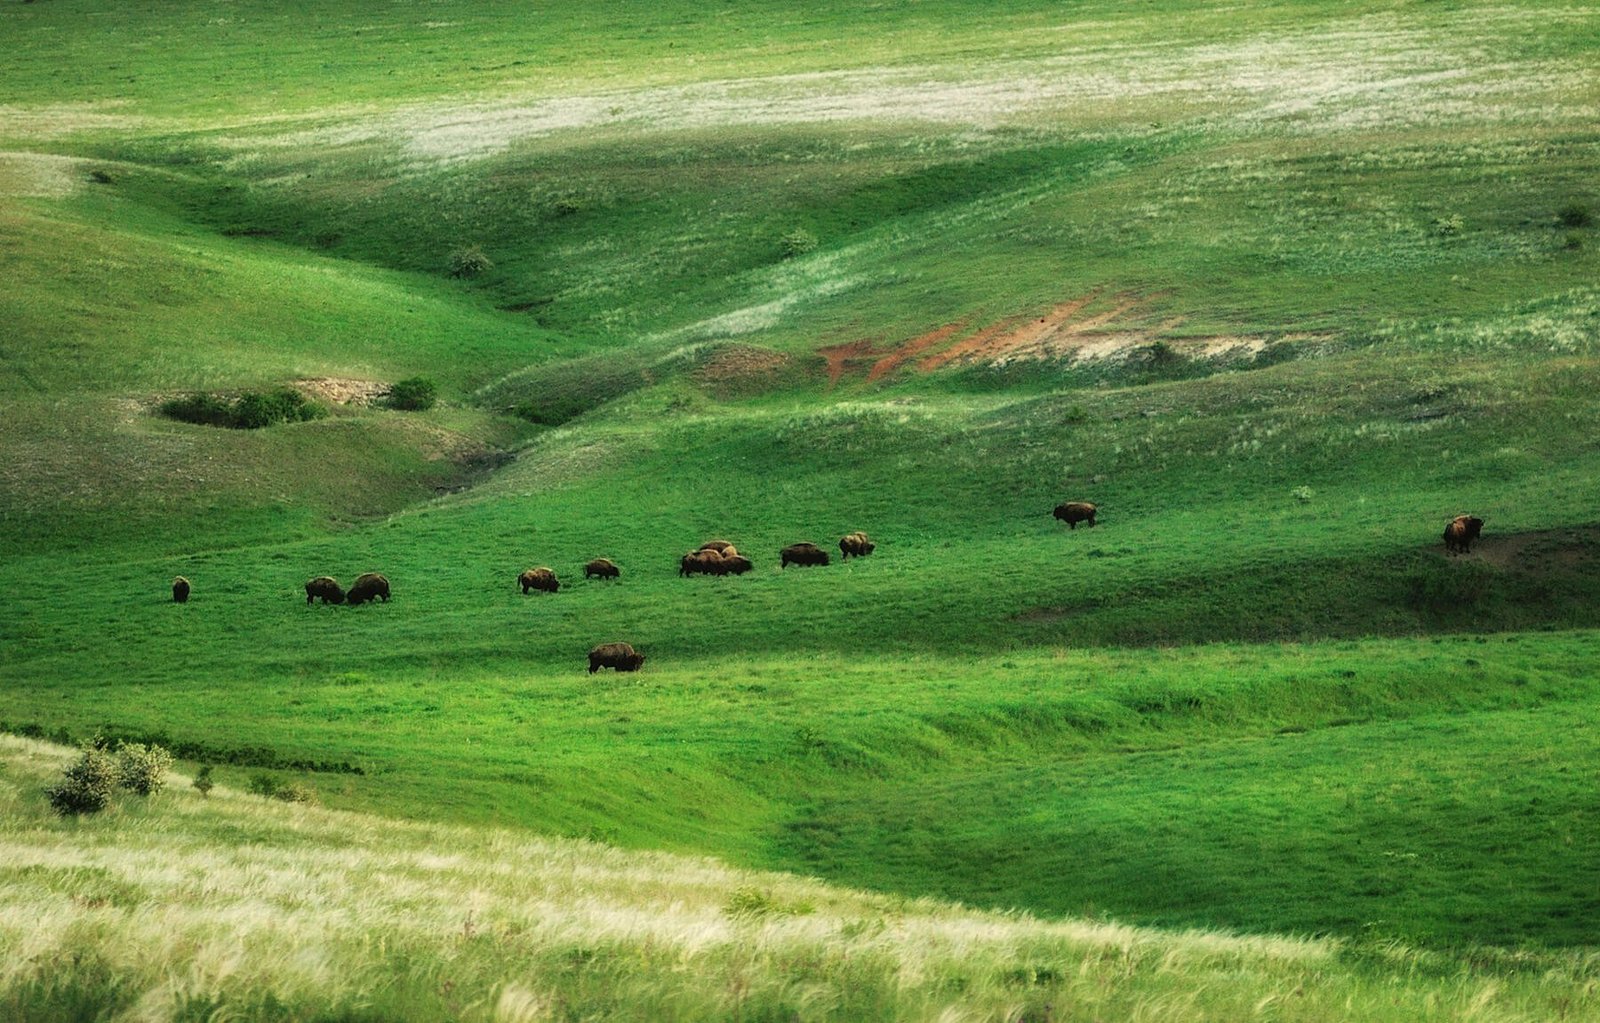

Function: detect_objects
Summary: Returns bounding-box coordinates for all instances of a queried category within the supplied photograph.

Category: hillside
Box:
[5,735,1598,1022]
[2,0,1599,1009]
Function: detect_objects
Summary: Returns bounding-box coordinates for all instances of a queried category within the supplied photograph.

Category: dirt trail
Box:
[919,293,1108,371]
[867,321,968,382]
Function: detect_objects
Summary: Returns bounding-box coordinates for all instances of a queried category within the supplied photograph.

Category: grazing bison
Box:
[781,542,830,568]
[172,576,190,603]
[839,532,875,559]
[305,576,345,605]
[519,567,560,593]
[699,540,737,555]
[1443,515,1484,555]
[346,572,391,606]
[588,642,646,674]
[584,558,621,580]
[1052,502,1098,529]
[721,554,754,575]
[680,549,723,576]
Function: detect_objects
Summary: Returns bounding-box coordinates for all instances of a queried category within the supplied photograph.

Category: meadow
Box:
[2,0,1599,1017]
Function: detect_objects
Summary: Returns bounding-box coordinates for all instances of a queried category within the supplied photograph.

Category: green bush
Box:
[247,773,279,797]
[274,781,318,805]
[1557,202,1592,228]
[159,388,323,430]
[115,742,174,796]
[448,245,494,278]
[46,747,118,816]
[192,765,214,798]
[386,376,437,411]
[778,228,818,259]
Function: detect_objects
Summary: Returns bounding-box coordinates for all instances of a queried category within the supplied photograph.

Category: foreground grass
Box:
[3,735,1597,1023]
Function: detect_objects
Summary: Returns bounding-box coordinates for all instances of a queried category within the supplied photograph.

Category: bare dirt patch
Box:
[818,338,879,389]
[1465,526,1600,572]
[867,321,969,382]
[692,345,794,397]
[295,378,390,406]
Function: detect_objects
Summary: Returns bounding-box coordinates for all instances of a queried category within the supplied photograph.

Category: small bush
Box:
[47,747,118,816]
[1557,202,1592,228]
[247,773,279,798]
[386,376,437,411]
[1432,213,1464,237]
[274,782,318,805]
[1291,485,1315,504]
[115,742,174,796]
[159,388,322,430]
[778,228,818,259]
[449,245,494,278]
[1563,232,1584,251]
[192,765,214,798]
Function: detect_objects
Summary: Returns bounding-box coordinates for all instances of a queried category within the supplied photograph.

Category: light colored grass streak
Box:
[2,736,1596,1021]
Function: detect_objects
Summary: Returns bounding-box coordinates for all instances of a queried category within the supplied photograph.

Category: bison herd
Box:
[171,509,1489,672]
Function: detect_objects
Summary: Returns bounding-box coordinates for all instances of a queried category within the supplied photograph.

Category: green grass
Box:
[4,0,1600,1012]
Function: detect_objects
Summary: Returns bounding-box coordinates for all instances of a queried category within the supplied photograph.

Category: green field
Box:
[3,0,1600,1017]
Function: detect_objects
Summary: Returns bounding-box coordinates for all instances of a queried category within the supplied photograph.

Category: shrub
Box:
[778,228,818,259]
[274,782,318,805]
[115,742,174,796]
[192,765,214,798]
[1557,202,1592,228]
[46,747,118,816]
[1291,485,1315,504]
[386,376,437,411]
[247,773,279,798]
[1432,213,1464,236]
[449,245,494,278]
[159,388,322,430]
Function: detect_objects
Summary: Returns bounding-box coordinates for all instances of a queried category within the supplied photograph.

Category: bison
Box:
[721,554,754,575]
[699,540,738,555]
[1443,515,1484,555]
[588,642,646,674]
[584,558,621,580]
[172,576,190,603]
[346,572,391,606]
[1053,502,1098,529]
[519,567,560,593]
[305,576,345,605]
[781,542,830,568]
[839,532,875,559]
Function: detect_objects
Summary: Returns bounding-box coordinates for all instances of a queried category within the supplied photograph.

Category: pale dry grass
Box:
[2,735,1597,1021]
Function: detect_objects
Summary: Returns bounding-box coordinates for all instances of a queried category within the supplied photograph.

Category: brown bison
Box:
[699,540,738,555]
[346,572,391,606]
[839,532,875,559]
[1053,502,1098,529]
[588,642,646,673]
[519,567,560,593]
[584,558,621,580]
[1443,515,1484,555]
[681,549,753,576]
[305,576,345,605]
[781,542,830,568]
[721,554,754,575]
[172,576,190,603]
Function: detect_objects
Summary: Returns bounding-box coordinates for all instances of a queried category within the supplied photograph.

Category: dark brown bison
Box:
[699,540,738,555]
[172,576,190,603]
[584,558,621,580]
[781,542,830,568]
[1443,515,1484,554]
[346,572,391,606]
[305,576,345,605]
[1053,502,1098,529]
[721,554,754,575]
[519,567,560,593]
[839,532,875,559]
[588,642,646,673]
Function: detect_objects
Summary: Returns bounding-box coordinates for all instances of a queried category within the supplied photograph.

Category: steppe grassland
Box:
[2,0,1600,1005]
[4,736,1597,1023]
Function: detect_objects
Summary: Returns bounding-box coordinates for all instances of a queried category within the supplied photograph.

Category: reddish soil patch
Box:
[867,320,968,382]
[817,338,878,389]
[919,293,1111,371]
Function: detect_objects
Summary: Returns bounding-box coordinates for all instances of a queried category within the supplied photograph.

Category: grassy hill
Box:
[3,0,1600,1012]
[5,734,1598,1023]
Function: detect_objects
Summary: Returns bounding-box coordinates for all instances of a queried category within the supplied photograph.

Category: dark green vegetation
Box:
[3,0,1599,966]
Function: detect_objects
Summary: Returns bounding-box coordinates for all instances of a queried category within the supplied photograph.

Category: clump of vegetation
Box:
[778,227,818,259]
[115,741,174,796]
[1291,485,1315,504]
[1556,202,1592,228]
[448,245,494,278]
[247,773,280,798]
[192,765,214,798]
[46,745,118,816]
[1431,213,1465,236]
[385,376,437,411]
[159,388,323,429]
[273,781,318,805]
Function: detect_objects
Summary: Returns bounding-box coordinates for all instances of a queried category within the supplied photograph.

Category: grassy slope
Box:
[3,0,1600,982]
[4,735,1598,1023]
